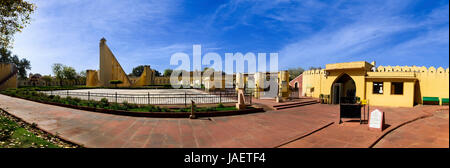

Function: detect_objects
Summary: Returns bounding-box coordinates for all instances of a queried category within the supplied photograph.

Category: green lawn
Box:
[0,115,59,148]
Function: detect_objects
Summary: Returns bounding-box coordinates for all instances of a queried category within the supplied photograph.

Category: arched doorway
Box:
[331,73,356,104]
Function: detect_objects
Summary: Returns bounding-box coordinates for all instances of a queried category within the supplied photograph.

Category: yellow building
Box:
[302,61,449,107]
[0,63,18,90]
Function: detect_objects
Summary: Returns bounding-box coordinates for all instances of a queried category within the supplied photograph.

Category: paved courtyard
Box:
[41,89,238,105]
[0,94,334,148]
[280,105,448,148]
[0,94,448,148]
[374,108,449,148]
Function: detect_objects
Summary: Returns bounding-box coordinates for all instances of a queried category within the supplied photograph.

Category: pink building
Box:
[289,74,302,97]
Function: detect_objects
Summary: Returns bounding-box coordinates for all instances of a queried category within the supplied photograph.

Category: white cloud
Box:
[277,1,449,69]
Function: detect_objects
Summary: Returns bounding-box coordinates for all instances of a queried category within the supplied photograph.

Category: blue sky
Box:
[11,0,449,75]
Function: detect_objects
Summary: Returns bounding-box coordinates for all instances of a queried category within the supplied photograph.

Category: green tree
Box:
[287,67,305,81]
[15,56,30,79]
[0,47,30,79]
[77,70,86,84]
[52,63,77,86]
[0,0,36,49]
[130,65,147,77]
[163,69,173,77]
[154,70,161,77]
[52,63,64,86]
[62,66,77,84]
[309,66,322,70]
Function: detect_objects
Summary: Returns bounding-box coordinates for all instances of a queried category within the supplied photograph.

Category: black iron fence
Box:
[41,90,252,105]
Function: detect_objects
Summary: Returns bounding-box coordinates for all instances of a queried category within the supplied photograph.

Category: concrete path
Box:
[0,94,335,148]
[374,108,449,148]
[280,105,448,148]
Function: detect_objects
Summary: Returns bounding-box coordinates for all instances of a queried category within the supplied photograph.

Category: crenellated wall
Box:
[302,62,449,107]
[375,65,449,104]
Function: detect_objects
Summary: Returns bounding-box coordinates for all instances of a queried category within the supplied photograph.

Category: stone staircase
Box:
[0,65,17,90]
[272,99,319,110]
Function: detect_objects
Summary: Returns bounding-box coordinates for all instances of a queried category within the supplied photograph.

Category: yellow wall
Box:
[415,67,449,105]
[154,77,170,85]
[0,64,17,90]
[302,68,367,100]
[86,70,99,87]
[365,78,415,107]
[134,66,154,86]
[302,61,449,107]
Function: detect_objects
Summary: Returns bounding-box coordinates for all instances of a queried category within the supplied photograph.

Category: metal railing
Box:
[41,90,252,105]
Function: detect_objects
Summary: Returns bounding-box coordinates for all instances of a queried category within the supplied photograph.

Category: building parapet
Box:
[376,65,449,74]
[325,61,373,71]
[303,65,449,75]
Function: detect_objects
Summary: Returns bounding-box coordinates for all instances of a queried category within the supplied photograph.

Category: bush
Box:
[78,100,89,107]
[180,108,189,112]
[99,98,109,108]
[30,91,38,96]
[63,96,80,105]
[72,97,82,104]
[87,100,99,108]
[152,106,162,112]
[1,87,176,113]
[109,103,127,110]
[217,103,225,108]
[50,95,62,103]
[122,101,138,110]
[142,105,155,112]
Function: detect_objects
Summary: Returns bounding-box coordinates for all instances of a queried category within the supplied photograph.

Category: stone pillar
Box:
[236,73,245,90]
[254,72,264,99]
[236,88,246,110]
[189,100,197,119]
[278,70,290,100]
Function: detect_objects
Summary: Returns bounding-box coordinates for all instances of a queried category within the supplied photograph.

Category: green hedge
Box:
[1,88,237,113]
[17,85,181,91]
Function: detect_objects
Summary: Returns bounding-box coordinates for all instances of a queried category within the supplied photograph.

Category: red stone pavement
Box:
[374,108,449,148]
[252,97,318,110]
[280,105,449,148]
[0,94,336,148]
[2,94,448,148]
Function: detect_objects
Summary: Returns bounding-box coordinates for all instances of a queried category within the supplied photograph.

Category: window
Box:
[391,82,404,95]
[373,82,383,94]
